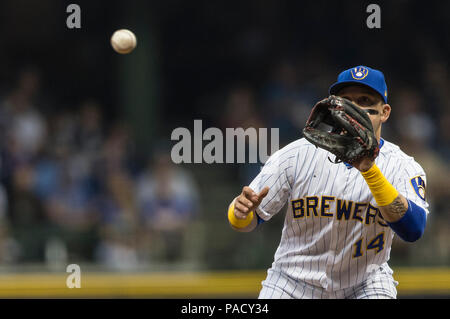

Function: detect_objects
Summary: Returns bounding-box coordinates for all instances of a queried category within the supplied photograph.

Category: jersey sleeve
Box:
[249,146,298,221]
[393,159,429,215]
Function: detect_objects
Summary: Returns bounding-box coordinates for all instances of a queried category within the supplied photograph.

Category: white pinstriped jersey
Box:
[250,137,429,292]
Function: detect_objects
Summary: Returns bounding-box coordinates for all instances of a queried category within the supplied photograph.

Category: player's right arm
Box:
[228,186,269,232]
[226,139,302,233]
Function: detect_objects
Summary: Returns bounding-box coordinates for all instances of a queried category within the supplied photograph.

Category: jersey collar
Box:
[344,138,384,169]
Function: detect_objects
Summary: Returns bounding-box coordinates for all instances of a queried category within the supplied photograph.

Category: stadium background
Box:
[0,0,448,298]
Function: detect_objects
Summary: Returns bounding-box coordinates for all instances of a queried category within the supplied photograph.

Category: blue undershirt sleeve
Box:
[387,199,426,242]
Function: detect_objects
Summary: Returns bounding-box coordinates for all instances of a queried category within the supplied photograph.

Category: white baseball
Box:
[110,29,137,54]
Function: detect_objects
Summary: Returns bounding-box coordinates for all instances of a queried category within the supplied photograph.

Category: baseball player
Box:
[227,66,428,299]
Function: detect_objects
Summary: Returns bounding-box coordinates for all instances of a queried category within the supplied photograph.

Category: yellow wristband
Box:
[360,164,399,206]
[228,203,254,228]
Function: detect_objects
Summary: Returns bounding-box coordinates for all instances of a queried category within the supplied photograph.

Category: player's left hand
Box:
[302,95,380,165]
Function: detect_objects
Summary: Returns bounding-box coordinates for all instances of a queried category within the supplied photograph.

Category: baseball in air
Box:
[110,29,137,54]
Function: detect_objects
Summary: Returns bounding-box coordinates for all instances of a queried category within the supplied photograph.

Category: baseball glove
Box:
[302,95,379,164]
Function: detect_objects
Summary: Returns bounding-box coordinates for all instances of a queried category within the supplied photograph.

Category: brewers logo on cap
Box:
[351,67,369,80]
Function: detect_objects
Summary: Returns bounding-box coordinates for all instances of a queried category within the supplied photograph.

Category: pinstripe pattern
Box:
[259,264,398,299]
[249,138,429,299]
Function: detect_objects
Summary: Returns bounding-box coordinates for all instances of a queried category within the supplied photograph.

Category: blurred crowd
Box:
[0,44,449,270]
[0,68,200,270]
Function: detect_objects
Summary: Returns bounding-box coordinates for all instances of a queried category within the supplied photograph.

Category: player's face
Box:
[336,85,391,140]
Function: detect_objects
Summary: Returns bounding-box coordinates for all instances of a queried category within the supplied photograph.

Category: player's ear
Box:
[381,104,391,123]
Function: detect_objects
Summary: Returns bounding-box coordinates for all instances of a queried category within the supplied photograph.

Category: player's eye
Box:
[366,109,379,115]
[357,96,374,106]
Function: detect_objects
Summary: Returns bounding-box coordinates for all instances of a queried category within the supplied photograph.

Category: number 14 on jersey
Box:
[353,232,385,258]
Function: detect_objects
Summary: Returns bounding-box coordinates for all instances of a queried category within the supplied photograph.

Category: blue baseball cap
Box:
[329,66,388,103]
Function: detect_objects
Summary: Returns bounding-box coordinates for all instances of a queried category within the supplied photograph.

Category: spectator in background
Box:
[43,154,99,262]
[0,183,8,230]
[1,67,47,163]
[220,85,265,130]
[94,169,140,271]
[136,150,199,263]
[392,88,450,265]
[38,100,104,203]
[98,122,137,175]
[394,87,450,204]
[75,99,104,156]
[392,88,448,196]
[0,182,20,264]
[422,60,449,119]
[37,105,99,262]
[93,122,140,270]
[220,85,268,184]
[33,110,75,201]
[394,89,436,146]
[8,164,48,262]
[421,59,450,160]
[261,59,318,147]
